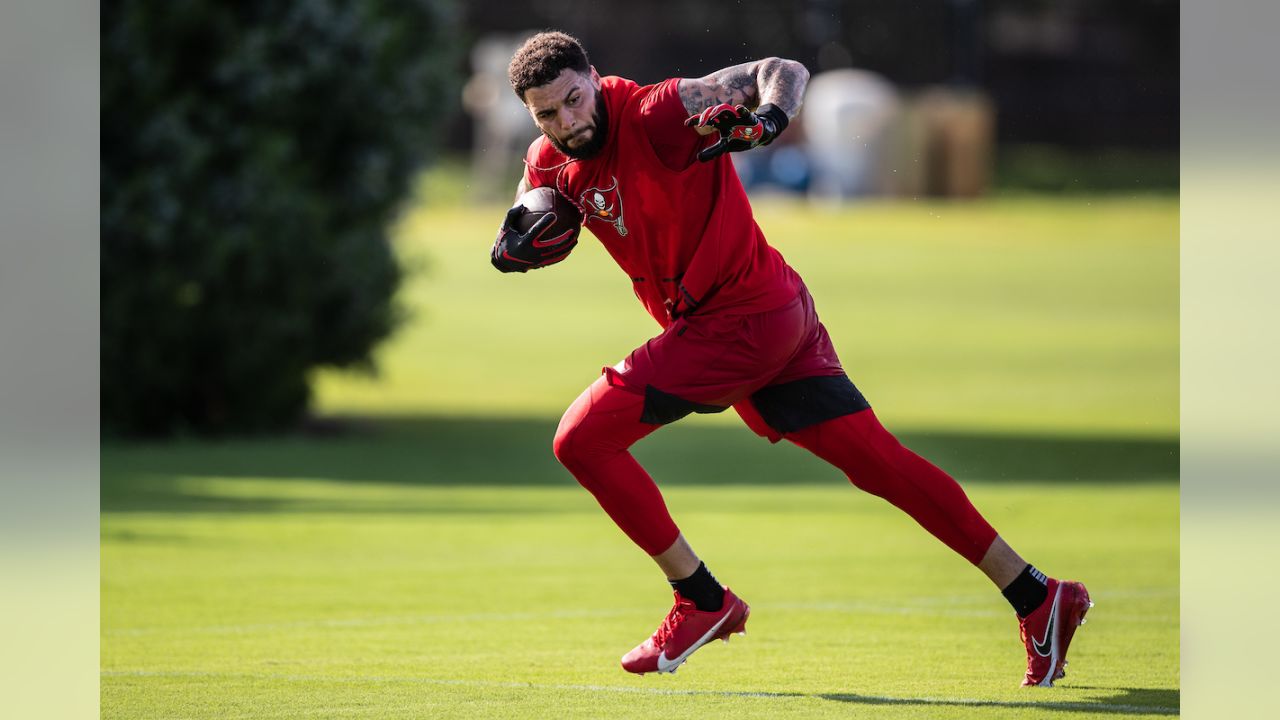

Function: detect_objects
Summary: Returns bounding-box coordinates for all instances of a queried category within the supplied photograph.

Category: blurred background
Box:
[100,1,1179,716]
[458,0,1177,203]
[101,0,1178,437]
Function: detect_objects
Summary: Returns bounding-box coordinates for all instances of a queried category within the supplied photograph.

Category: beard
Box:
[546,94,609,160]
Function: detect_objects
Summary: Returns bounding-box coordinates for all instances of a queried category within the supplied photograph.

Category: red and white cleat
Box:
[620,588,750,675]
[1019,578,1093,687]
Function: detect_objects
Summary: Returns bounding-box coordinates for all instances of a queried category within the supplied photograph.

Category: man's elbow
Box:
[785,58,810,83]
[764,56,810,81]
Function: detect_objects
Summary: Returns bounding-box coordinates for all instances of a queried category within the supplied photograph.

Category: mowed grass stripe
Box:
[106,588,1176,638]
[103,483,1177,719]
[102,670,1180,716]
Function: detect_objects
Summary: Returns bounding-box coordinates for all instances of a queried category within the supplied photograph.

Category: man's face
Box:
[524,67,607,159]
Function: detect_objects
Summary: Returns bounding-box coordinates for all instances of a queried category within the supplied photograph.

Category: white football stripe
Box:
[107,593,1171,636]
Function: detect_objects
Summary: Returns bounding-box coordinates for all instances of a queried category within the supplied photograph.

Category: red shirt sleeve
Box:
[640,78,704,172]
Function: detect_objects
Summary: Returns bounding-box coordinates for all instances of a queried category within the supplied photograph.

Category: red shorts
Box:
[602,285,866,441]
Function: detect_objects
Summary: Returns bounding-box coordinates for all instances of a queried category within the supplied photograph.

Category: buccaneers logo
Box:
[579,176,628,237]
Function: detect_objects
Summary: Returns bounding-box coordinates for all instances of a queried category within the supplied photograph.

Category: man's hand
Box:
[490,204,577,273]
[683,103,789,163]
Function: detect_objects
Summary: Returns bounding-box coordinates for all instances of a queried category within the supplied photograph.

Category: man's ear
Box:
[589,66,601,88]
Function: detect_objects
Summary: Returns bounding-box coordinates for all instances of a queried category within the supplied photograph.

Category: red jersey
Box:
[523,76,801,328]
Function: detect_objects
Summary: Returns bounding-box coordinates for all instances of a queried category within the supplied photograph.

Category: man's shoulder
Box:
[608,75,682,122]
[601,75,642,96]
[634,77,702,171]
[605,75,682,110]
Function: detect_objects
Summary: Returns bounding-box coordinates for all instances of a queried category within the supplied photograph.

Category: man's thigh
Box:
[733,288,869,442]
[601,298,811,426]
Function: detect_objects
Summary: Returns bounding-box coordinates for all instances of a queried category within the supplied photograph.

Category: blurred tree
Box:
[102,0,459,435]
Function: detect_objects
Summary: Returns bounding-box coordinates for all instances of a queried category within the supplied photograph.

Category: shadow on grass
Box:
[817,686,1179,715]
[102,414,1177,513]
[652,685,1178,716]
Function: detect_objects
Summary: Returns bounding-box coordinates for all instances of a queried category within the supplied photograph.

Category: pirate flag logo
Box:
[579,176,628,237]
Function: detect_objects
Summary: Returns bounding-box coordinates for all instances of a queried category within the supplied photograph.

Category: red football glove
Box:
[684,103,789,162]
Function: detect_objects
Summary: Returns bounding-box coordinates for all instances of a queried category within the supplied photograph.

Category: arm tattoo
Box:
[679,58,809,118]
[679,61,758,115]
[755,58,809,118]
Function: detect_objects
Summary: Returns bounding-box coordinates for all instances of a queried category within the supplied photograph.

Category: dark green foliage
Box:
[994,145,1179,195]
[102,0,458,435]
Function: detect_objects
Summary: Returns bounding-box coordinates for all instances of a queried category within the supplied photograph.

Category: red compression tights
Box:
[784,409,997,565]
[553,375,997,565]
[553,375,677,556]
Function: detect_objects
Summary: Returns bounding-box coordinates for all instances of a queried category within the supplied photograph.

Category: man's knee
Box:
[553,374,654,473]
[552,379,621,471]
[552,374,605,471]
[552,407,634,473]
[552,403,585,470]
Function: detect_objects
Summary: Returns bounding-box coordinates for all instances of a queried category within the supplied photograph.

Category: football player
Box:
[492,31,1090,686]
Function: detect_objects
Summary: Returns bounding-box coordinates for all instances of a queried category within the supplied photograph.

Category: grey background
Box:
[1180,2,1280,718]
[0,0,99,716]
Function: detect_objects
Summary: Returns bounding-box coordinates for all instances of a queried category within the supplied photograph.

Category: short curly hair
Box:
[508,31,591,101]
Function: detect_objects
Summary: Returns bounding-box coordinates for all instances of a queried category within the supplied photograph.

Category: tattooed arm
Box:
[678,58,809,133]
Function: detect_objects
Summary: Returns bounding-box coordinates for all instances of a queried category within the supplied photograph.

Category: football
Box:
[513,186,582,244]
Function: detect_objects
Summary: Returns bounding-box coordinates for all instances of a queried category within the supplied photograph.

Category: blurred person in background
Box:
[463,33,541,201]
[802,68,900,200]
[489,31,1090,686]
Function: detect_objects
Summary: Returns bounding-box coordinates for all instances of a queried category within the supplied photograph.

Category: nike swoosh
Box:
[656,650,680,673]
[655,608,737,672]
[531,227,575,248]
[1033,588,1061,657]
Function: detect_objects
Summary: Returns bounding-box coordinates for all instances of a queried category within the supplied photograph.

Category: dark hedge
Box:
[102,0,458,435]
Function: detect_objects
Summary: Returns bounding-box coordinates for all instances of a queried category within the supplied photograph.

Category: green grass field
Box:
[102,194,1179,718]
[312,193,1177,437]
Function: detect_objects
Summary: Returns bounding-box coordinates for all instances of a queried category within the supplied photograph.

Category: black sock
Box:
[670,562,725,612]
[1002,564,1049,618]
